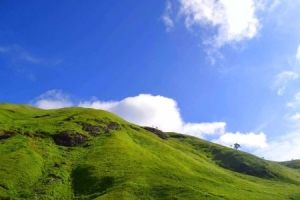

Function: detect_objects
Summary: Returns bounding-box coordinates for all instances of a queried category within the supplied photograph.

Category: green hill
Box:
[0,103,300,199]
[279,160,300,170]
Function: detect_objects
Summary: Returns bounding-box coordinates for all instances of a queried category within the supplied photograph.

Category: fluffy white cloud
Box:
[32,90,73,109]
[273,71,298,96]
[162,1,174,32]
[79,94,184,132]
[78,100,118,111]
[177,0,260,47]
[255,131,300,161]
[83,95,229,138]
[214,132,268,149]
[182,122,226,137]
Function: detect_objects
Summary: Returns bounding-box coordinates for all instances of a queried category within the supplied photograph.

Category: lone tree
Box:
[233,143,241,150]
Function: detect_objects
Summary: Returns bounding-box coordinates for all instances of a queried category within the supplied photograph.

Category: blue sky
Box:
[1,0,300,161]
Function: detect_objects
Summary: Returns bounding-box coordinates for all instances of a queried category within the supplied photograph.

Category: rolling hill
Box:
[0,103,299,200]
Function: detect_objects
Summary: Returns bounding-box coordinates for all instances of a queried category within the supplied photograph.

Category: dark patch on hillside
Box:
[47,173,63,184]
[34,114,50,118]
[72,166,115,197]
[142,127,168,140]
[52,131,87,147]
[107,122,119,130]
[129,125,140,131]
[169,133,188,139]
[79,121,119,136]
[212,149,276,178]
[81,123,103,136]
[0,131,15,140]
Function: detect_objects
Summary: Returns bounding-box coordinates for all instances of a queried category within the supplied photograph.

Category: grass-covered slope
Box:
[279,160,300,170]
[0,103,300,199]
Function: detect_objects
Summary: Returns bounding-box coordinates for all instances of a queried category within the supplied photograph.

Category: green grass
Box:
[279,160,300,169]
[0,103,300,199]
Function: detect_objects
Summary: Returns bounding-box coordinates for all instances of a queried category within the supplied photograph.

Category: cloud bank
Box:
[32,90,300,160]
[255,131,300,161]
[214,132,267,149]
[32,90,268,154]
[32,90,73,109]
[32,90,300,161]
[79,94,268,151]
[80,94,184,132]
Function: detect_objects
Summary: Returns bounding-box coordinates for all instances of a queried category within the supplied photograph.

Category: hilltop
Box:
[0,103,300,199]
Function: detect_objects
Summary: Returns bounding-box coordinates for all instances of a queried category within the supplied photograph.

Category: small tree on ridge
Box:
[233,143,241,150]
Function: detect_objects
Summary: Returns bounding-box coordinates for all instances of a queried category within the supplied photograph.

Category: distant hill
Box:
[0,103,300,199]
[279,160,300,170]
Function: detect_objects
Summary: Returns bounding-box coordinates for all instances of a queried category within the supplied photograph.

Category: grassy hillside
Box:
[279,160,300,170]
[0,103,300,199]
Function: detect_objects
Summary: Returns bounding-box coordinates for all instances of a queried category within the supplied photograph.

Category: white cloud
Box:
[182,122,226,137]
[275,71,299,83]
[78,100,118,110]
[214,132,268,149]
[295,93,300,100]
[273,71,298,96]
[255,131,300,161]
[276,71,299,83]
[177,0,260,47]
[296,44,300,60]
[286,102,295,108]
[32,90,73,109]
[80,94,184,132]
[286,93,300,124]
[268,88,300,160]
[162,1,174,32]
[277,88,285,96]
